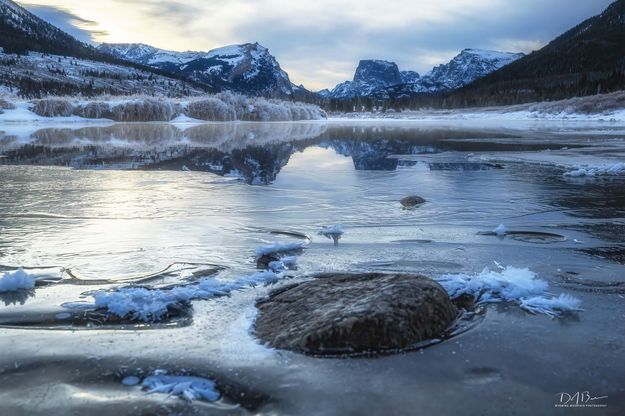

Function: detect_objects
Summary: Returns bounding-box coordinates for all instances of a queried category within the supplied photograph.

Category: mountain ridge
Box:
[328,49,524,100]
[98,42,299,98]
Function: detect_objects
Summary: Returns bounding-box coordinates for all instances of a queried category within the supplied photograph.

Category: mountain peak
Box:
[97,41,294,97]
[329,48,523,99]
[353,60,402,85]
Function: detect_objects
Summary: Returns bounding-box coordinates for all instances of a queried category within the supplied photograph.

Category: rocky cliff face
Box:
[329,60,406,99]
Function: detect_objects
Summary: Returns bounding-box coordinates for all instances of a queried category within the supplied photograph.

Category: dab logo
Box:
[555,391,608,408]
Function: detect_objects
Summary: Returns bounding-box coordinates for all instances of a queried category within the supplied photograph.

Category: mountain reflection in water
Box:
[0,123,559,185]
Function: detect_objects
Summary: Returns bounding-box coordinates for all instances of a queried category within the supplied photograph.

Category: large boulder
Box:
[254,273,457,355]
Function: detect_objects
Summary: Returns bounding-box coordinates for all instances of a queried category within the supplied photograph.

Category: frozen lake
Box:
[0,120,624,414]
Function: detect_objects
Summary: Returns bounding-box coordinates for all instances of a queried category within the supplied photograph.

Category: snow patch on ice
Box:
[564,163,625,177]
[0,269,36,292]
[255,242,306,259]
[437,266,581,318]
[268,256,298,272]
[137,373,219,402]
[89,271,280,321]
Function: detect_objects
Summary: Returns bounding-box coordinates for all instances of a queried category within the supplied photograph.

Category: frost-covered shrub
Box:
[110,99,179,122]
[33,98,75,117]
[215,92,252,120]
[245,100,291,121]
[72,102,112,119]
[185,97,237,121]
[0,98,15,110]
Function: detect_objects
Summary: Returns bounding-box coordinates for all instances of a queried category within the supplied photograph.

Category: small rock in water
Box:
[400,195,426,208]
[254,273,457,355]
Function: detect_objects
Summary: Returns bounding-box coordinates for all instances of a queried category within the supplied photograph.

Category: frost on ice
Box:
[89,271,280,321]
[437,266,582,317]
[0,269,36,292]
[123,373,220,402]
[318,224,344,244]
[519,294,583,318]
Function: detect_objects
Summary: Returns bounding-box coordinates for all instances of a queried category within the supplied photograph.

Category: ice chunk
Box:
[493,224,507,237]
[564,163,625,178]
[437,266,581,317]
[138,374,220,402]
[318,224,344,244]
[268,256,298,272]
[255,242,306,259]
[519,294,583,318]
[0,269,36,292]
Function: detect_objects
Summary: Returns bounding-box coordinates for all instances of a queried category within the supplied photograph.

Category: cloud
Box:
[20,0,616,90]
[22,4,107,44]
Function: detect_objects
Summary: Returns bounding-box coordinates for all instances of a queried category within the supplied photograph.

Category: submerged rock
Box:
[400,195,426,208]
[254,273,457,355]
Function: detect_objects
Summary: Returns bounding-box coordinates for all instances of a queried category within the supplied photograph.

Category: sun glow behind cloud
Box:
[21,0,614,90]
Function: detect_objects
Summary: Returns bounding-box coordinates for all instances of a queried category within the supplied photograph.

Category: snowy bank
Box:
[329,91,625,122]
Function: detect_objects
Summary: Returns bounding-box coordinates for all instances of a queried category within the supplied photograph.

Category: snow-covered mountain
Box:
[329,49,523,99]
[0,0,206,97]
[98,42,296,98]
[410,49,525,93]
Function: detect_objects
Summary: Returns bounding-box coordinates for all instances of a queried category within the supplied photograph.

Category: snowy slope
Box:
[99,42,296,98]
[0,51,204,97]
[413,49,525,92]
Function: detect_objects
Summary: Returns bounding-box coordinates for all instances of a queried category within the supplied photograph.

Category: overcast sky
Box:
[21,0,614,90]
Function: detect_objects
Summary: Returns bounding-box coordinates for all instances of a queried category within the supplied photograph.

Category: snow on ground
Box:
[437,266,582,318]
[329,92,625,122]
[0,269,36,292]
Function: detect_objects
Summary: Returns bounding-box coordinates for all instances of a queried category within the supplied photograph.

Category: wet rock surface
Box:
[254,273,457,355]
